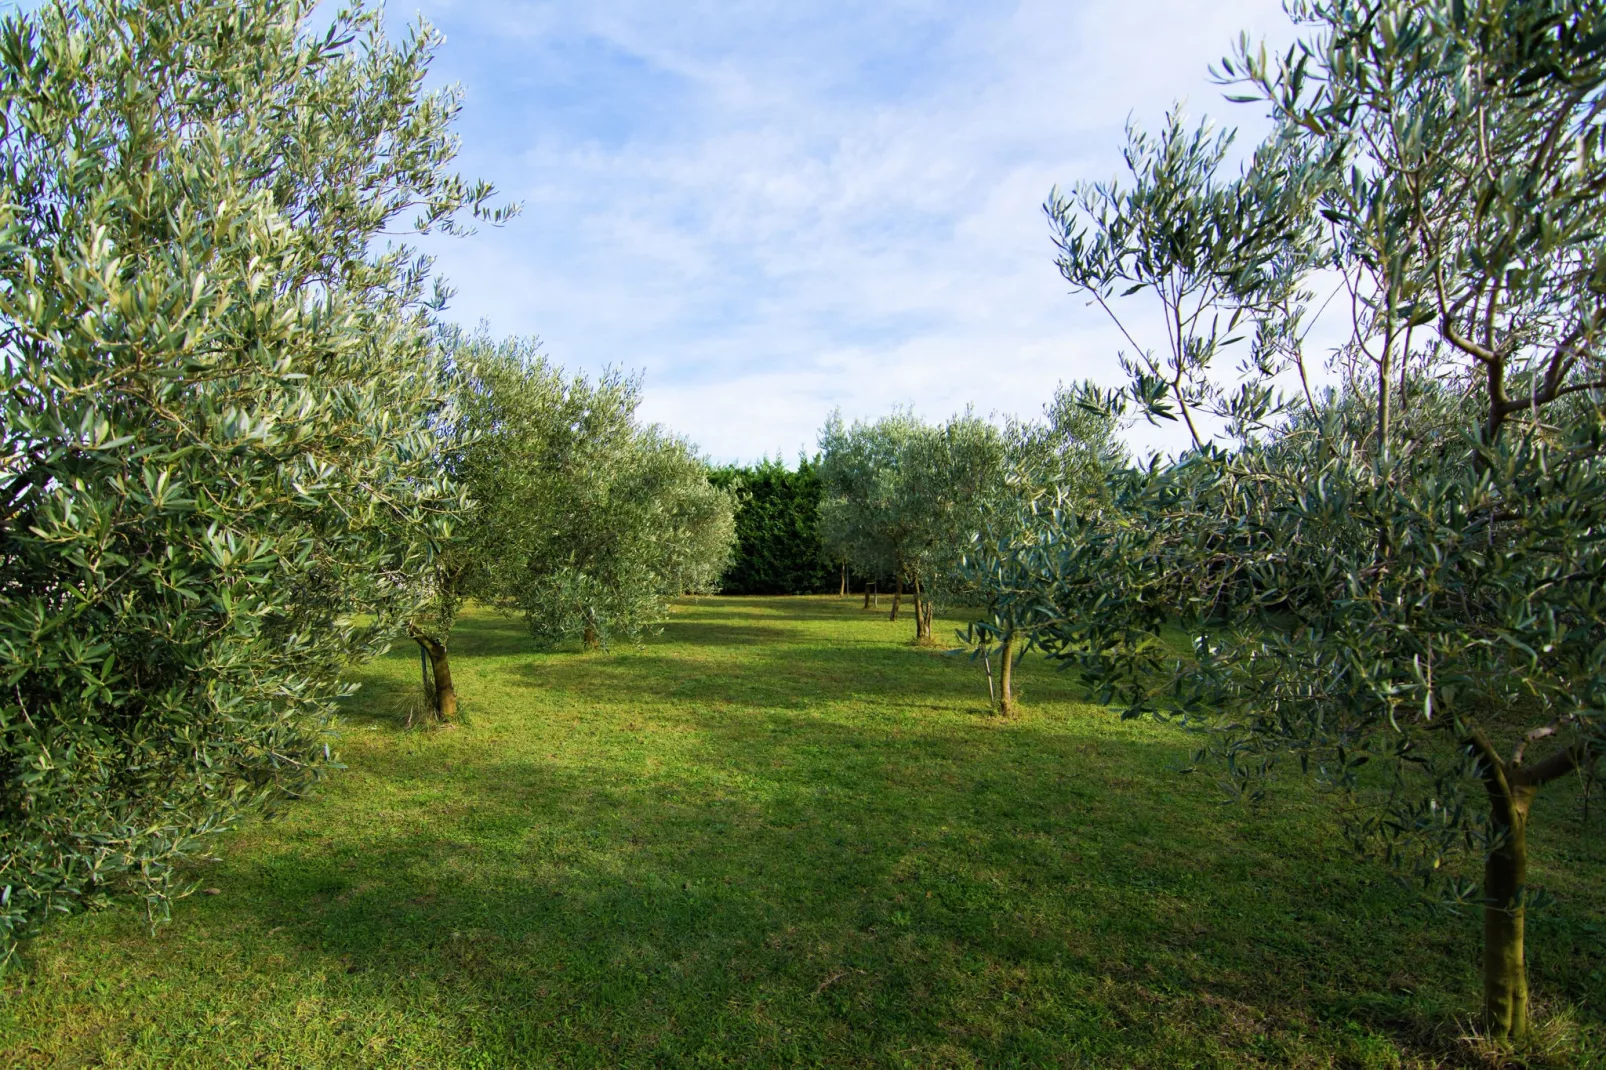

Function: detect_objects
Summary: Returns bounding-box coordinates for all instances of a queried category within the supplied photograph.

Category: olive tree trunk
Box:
[890,573,903,621]
[998,634,1014,714]
[1471,734,1583,1041]
[839,563,847,597]
[1482,787,1531,1041]
[412,633,458,722]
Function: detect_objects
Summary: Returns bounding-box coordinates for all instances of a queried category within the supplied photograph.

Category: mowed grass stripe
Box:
[2,596,1601,1068]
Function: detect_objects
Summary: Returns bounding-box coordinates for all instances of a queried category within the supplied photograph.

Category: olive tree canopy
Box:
[0,0,510,960]
[979,0,1606,1040]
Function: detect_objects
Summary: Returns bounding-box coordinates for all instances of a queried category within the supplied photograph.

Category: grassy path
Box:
[3,596,1602,1067]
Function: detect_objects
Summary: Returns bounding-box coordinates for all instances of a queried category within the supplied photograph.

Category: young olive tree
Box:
[965,385,1124,713]
[1000,0,1605,1040]
[818,410,919,616]
[896,412,1008,643]
[406,330,568,721]
[0,0,510,959]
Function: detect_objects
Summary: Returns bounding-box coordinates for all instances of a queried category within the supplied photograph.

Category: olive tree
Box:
[512,406,738,652]
[818,410,919,616]
[0,0,510,960]
[991,0,1605,1041]
[819,410,1007,643]
[405,330,570,721]
[964,385,1124,713]
[896,412,1007,642]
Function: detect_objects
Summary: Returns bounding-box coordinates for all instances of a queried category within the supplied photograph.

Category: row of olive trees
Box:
[0,0,733,962]
[406,329,736,721]
[816,394,1120,708]
[970,0,1604,1042]
[817,410,1005,643]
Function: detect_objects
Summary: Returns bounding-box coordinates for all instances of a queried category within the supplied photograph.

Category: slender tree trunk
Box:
[840,563,847,598]
[890,573,902,621]
[911,572,924,640]
[413,634,458,722]
[1377,307,1394,462]
[1483,781,1535,1040]
[999,634,1014,714]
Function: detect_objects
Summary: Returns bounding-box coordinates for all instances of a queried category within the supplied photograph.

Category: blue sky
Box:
[408,0,1304,463]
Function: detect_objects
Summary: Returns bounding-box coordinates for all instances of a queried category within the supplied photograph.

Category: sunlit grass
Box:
[3,596,1601,1068]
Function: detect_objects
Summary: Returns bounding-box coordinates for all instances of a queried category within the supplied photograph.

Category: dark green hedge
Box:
[710,458,835,595]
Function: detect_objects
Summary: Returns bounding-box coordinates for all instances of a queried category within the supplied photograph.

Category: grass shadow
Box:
[6,598,1602,1069]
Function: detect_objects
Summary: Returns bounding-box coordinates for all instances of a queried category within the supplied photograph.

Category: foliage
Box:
[708,458,833,596]
[5,599,1601,1066]
[982,0,1606,1039]
[818,410,1007,639]
[404,330,581,718]
[1001,382,1128,499]
[511,401,737,651]
[0,0,508,961]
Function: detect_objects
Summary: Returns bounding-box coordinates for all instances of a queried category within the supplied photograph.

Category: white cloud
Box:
[409,0,1313,462]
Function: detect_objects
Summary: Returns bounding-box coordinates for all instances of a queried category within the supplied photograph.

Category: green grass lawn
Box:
[3,596,1602,1068]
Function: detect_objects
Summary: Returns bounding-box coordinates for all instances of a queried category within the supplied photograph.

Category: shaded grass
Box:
[2,596,1602,1068]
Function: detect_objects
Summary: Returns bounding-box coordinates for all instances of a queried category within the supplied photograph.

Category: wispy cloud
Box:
[410,0,1304,461]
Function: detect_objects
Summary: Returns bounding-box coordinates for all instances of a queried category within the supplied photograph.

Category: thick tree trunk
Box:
[1465,731,1581,1042]
[890,573,903,621]
[413,634,457,722]
[911,573,924,639]
[863,583,872,610]
[999,634,1014,714]
[583,624,601,650]
[1483,783,1535,1040]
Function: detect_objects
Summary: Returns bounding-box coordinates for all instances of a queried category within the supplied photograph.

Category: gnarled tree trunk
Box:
[911,572,933,641]
[583,623,601,650]
[412,632,457,722]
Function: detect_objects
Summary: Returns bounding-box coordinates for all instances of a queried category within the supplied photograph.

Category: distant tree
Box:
[708,458,832,595]
[819,410,1007,642]
[965,385,1124,713]
[896,413,1008,642]
[513,416,738,651]
[0,0,510,959]
[818,410,917,615]
[406,330,571,721]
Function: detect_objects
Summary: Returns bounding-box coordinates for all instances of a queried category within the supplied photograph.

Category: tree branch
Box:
[1512,741,1584,790]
